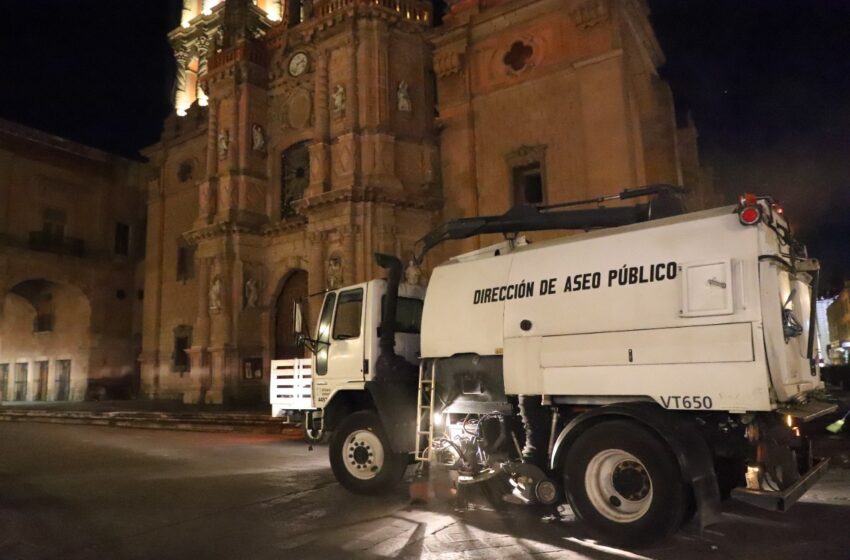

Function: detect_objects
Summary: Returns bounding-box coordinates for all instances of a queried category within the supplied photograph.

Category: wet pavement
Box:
[1,423,849,560]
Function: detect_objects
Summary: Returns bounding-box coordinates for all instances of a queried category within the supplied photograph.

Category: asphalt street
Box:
[1,423,849,560]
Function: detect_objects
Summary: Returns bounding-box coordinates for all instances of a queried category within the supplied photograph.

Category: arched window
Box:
[281,142,310,218]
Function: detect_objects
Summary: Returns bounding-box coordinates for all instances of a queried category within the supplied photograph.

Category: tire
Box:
[329,410,408,495]
[563,420,687,547]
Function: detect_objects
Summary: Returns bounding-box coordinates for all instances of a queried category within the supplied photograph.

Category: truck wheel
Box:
[563,420,686,546]
[329,410,407,495]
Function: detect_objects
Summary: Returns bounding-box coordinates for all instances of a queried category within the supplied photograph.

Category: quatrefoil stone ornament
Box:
[503,41,534,72]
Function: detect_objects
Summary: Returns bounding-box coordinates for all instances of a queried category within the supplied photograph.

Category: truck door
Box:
[760,261,818,401]
[313,286,367,405]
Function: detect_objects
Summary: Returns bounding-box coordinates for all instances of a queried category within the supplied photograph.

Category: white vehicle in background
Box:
[271,185,835,545]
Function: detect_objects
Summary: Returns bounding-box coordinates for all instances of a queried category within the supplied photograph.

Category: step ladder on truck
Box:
[272,185,836,546]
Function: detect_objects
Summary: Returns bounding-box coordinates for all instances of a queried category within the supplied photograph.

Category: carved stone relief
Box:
[209,275,223,312]
[242,262,267,310]
[251,124,266,152]
[287,89,313,129]
[244,276,259,309]
[572,0,609,29]
[404,260,422,286]
[326,254,343,290]
[397,81,412,112]
[332,85,346,119]
[217,129,229,159]
[435,50,464,78]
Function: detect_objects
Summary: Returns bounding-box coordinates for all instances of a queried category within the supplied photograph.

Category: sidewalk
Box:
[0,399,304,437]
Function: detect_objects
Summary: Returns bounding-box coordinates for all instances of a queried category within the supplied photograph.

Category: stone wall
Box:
[0,119,146,402]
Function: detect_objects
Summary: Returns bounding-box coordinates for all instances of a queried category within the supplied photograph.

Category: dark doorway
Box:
[274,270,308,359]
[55,360,71,401]
[34,361,48,401]
[14,363,28,401]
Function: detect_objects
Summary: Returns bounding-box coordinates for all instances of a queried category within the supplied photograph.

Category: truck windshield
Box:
[333,289,363,340]
[315,292,336,375]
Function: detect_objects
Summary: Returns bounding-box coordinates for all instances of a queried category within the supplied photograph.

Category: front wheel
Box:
[563,420,687,546]
[329,410,408,495]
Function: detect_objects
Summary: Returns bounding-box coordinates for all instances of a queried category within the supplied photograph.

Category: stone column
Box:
[308,49,330,196]
[350,34,362,180]
[228,90,240,172]
[197,100,219,227]
[307,231,326,298]
[195,257,212,345]
[341,225,357,284]
[206,100,219,179]
[174,49,191,115]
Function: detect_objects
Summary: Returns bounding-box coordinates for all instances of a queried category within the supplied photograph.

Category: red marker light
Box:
[739,205,761,225]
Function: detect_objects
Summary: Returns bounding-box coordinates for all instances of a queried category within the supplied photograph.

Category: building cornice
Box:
[0,118,142,165]
[297,186,442,212]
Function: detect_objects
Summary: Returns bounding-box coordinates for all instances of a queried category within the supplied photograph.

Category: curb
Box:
[0,410,304,438]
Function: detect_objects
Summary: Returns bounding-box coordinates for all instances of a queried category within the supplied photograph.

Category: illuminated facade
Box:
[0,120,146,402]
[142,0,714,404]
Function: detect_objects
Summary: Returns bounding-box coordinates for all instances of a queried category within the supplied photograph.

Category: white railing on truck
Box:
[270,358,313,418]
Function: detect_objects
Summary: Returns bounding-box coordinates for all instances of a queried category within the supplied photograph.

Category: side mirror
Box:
[293,301,306,340]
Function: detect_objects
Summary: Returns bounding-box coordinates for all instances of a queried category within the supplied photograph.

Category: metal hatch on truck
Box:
[679,259,735,317]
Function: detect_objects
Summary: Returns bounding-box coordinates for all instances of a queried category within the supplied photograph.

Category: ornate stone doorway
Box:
[274,269,308,359]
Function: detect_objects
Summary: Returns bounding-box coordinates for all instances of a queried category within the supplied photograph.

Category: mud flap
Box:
[365,378,418,453]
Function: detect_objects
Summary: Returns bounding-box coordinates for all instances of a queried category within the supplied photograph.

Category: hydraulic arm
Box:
[414,184,686,263]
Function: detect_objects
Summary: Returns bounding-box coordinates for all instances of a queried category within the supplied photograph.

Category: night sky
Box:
[0,0,847,290]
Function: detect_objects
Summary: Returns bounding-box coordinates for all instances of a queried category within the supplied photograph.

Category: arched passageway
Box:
[274,270,308,360]
[0,279,91,402]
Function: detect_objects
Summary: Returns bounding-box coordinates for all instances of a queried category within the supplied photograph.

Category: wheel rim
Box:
[343,429,385,481]
[584,449,652,523]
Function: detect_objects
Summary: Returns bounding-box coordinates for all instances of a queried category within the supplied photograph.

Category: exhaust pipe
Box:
[374,253,416,380]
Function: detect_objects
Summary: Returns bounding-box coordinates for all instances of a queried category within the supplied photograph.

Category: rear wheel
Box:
[563,420,687,546]
[329,410,407,495]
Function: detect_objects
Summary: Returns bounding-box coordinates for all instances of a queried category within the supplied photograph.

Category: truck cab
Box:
[270,278,425,434]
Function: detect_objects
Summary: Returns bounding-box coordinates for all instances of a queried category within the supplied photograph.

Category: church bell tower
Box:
[154,0,439,404]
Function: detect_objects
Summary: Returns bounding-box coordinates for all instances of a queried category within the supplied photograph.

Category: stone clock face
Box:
[288,52,308,77]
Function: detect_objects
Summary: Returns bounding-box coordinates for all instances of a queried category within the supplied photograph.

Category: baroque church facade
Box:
[140,0,714,404]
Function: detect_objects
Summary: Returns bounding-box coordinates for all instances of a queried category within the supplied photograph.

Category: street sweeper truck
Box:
[270,185,835,544]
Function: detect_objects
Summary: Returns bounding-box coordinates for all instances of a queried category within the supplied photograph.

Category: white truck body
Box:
[271,195,832,544]
[421,205,819,411]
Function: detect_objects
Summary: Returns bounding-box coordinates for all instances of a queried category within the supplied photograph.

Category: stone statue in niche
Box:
[404,260,422,286]
[251,124,266,153]
[209,275,223,312]
[332,85,346,118]
[244,276,259,309]
[397,81,412,112]
[326,255,343,289]
[217,129,229,160]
